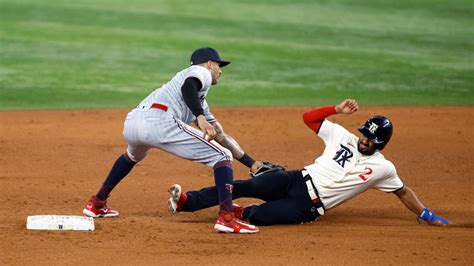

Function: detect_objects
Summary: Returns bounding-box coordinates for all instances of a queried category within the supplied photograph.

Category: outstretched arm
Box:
[212,121,262,172]
[394,186,424,214]
[394,186,448,226]
[303,99,359,132]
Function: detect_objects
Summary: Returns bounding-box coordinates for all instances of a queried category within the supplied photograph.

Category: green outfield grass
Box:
[0,0,473,110]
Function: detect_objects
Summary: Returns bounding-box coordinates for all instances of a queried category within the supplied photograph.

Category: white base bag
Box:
[26,215,95,231]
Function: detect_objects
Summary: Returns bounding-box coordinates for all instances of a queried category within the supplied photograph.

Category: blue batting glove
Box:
[418,208,449,225]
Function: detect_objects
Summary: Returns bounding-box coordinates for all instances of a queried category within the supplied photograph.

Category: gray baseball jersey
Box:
[122,65,231,166]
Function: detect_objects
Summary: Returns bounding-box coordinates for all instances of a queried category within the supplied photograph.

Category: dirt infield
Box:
[1,106,473,265]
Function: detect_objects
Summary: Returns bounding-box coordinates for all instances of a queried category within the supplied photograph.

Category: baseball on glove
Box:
[250,161,286,178]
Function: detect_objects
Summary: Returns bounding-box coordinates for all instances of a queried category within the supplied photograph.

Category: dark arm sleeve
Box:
[181,77,204,117]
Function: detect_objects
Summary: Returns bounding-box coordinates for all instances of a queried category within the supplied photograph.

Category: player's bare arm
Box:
[212,121,266,172]
[212,121,244,158]
[212,121,263,171]
[394,186,425,215]
[394,186,448,226]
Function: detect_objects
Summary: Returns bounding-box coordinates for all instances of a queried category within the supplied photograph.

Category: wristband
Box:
[238,153,256,168]
[419,208,434,221]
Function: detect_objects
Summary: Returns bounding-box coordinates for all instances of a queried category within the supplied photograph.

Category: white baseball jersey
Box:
[304,120,404,210]
[122,65,231,166]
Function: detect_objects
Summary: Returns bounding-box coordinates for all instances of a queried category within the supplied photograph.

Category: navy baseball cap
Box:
[190,47,231,67]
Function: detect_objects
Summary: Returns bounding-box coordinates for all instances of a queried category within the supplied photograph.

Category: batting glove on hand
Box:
[250,161,285,178]
[418,208,448,226]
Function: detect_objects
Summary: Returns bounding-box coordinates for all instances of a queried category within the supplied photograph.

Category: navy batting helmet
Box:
[358,115,393,150]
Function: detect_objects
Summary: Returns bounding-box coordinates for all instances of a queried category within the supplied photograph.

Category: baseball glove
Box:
[250,161,286,178]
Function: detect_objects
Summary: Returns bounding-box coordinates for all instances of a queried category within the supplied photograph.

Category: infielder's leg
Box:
[91,117,150,202]
[88,113,248,229]
[94,113,234,208]
[158,119,258,232]
[154,119,235,213]
[95,153,137,200]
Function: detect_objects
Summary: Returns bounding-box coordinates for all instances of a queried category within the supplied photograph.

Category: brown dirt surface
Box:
[1,106,473,265]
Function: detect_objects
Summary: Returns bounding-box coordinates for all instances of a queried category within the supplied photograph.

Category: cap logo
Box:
[368,122,379,134]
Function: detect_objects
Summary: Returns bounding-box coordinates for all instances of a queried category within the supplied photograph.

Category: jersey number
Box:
[358,167,373,181]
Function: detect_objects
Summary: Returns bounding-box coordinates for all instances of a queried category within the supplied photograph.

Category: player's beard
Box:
[357,140,375,155]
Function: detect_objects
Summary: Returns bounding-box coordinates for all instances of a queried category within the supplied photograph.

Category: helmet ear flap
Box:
[375,140,388,150]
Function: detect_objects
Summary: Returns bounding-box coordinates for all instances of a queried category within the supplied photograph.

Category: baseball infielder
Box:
[168,99,449,227]
[83,47,282,233]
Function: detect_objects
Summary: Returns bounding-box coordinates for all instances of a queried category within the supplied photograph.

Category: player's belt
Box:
[301,170,325,216]
[150,103,168,112]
